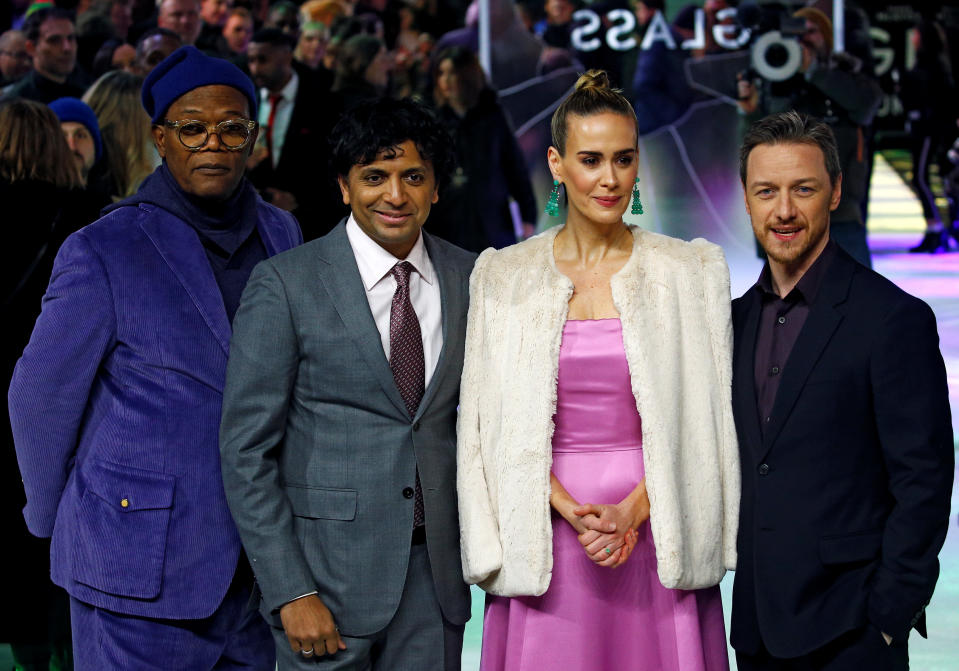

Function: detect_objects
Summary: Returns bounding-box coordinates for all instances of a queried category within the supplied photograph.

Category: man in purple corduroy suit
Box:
[8,45,302,669]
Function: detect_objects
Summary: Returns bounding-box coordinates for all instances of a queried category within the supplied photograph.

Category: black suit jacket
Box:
[730,246,954,658]
[247,66,344,241]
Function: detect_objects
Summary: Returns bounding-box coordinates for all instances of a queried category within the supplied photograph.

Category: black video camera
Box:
[736,2,807,82]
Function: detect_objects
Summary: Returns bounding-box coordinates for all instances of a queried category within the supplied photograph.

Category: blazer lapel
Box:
[733,290,764,461]
[415,233,462,419]
[138,206,231,354]
[254,203,288,256]
[760,254,855,458]
[315,224,410,419]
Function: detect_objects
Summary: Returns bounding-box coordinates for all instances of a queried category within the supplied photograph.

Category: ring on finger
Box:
[604,547,613,556]
[301,647,314,657]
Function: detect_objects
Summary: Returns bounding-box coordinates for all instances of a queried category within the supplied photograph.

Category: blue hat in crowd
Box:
[141,45,258,124]
[48,97,103,161]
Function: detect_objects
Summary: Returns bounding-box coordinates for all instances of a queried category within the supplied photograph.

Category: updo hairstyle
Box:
[550,70,637,156]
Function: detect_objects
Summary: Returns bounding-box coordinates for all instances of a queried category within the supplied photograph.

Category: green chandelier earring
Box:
[631,177,644,215]
[544,179,561,217]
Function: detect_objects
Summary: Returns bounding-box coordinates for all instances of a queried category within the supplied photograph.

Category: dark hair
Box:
[91,38,123,78]
[673,5,698,31]
[333,33,384,89]
[739,110,840,185]
[330,13,382,44]
[251,27,296,49]
[330,97,454,190]
[550,69,636,155]
[23,7,75,42]
[226,7,253,23]
[638,0,665,11]
[433,46,486,111]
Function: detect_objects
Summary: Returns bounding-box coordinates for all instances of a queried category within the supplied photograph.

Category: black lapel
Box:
[733,289,765,461]
[760,252,856,458]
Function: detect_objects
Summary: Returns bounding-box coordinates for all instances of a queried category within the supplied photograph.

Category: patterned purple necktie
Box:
[389,261,425,528]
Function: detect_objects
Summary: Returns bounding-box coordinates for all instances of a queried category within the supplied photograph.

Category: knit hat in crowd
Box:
[141,45,258,124]
[48,97,103,161]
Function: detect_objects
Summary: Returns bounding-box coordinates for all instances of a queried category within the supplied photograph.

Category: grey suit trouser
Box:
[273,543,463,671]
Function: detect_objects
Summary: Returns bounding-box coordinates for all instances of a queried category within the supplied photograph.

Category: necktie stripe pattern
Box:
[389,261,425,528]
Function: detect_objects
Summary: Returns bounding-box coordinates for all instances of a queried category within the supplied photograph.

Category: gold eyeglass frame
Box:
[162,118,258,152]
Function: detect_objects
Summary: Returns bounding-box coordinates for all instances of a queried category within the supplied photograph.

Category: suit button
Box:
[402,487,414,499]
[413,421,420,431]
[758,464,770,476]
[120,498,129,508]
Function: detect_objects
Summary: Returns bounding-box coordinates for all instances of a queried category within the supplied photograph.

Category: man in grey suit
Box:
[219,98,475,670]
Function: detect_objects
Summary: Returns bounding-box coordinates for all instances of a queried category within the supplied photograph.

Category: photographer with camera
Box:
[737,7,881,267]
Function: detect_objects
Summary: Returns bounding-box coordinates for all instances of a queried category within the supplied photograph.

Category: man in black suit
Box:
[731,110,954,670]
[4,7,89,103]
[246,28,343,241]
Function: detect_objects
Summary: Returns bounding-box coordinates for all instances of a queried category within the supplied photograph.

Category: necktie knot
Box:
[391,261,415,289]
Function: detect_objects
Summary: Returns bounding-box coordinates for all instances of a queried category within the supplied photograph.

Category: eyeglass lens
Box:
[178,121,251,149]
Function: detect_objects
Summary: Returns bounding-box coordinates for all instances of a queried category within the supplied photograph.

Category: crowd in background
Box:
[1,0,958,249]
[1,0,959,668]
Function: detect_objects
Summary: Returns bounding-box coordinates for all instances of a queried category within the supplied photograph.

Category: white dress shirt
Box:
[345,215,443,386]
[257,69,299,169]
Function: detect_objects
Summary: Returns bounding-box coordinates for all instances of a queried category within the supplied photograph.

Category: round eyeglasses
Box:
[163,118,257,151]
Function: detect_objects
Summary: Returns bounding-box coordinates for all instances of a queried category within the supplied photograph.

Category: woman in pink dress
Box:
[457,70,740,671]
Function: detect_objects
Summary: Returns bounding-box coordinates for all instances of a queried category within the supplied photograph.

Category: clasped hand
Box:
[571,482,650,569]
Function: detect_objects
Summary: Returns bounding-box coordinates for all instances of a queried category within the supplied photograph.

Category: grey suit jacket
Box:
[220,222,475,635]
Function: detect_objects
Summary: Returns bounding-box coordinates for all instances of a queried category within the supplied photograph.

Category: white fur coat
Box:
[456,225,739,596]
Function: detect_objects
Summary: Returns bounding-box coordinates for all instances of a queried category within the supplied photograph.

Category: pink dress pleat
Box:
[480,319,729,671]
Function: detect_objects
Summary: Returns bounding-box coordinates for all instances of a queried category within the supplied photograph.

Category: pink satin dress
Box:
[480,319,729,671]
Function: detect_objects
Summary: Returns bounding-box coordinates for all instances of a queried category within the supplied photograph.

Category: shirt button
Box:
[758,464,770,475]
[765,416,771,423]
[120,498,129,508]
[402,487,414,499]
[770,366,780,375]
[777,316,786,325]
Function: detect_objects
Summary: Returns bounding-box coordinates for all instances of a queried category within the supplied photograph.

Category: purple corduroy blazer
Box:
[8,196,302,619]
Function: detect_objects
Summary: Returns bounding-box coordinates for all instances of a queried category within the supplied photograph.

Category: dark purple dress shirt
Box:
[753,239,837,433]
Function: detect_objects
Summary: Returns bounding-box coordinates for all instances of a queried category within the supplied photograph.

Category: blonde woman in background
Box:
[294,21,328,70]
[83,70,154,199]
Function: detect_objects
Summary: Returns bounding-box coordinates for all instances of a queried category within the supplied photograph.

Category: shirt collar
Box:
[755,237,837,303]
[260,68,299,104]
[345,214,434,291]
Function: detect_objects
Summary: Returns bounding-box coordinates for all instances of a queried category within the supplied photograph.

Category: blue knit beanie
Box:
[48,97,103,161]
[141,45,258,124]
